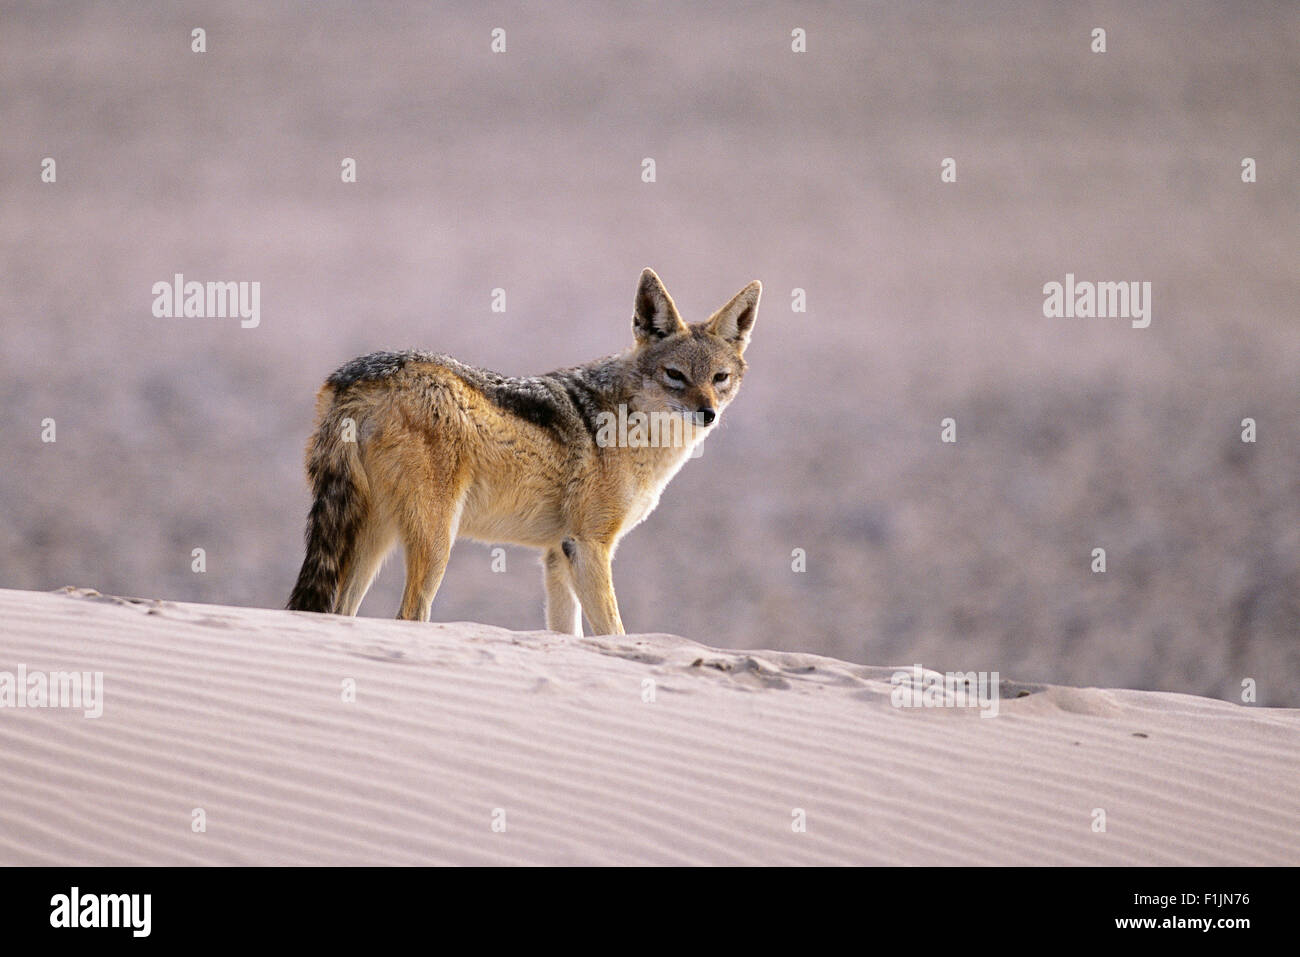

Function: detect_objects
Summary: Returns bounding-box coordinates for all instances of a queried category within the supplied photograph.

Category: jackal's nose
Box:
[696,407,716,426]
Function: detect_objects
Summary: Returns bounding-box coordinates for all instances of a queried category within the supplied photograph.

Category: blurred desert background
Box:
[1,1,1296,704]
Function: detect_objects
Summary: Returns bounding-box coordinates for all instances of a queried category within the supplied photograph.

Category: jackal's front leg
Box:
[543,544,582,636]
[568,539,625,636]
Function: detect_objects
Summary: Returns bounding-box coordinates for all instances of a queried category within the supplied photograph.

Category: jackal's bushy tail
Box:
[287,394,365,613]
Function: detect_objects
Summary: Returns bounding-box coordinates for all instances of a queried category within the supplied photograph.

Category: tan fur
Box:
[287,269,760,635]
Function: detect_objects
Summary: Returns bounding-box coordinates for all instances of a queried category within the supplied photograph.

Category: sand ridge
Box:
[0,587,1295,865]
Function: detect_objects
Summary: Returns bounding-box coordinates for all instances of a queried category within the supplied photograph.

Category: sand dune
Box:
[0,586,1296,866]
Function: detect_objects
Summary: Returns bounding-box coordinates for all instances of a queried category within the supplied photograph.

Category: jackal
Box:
[287,268,760,635]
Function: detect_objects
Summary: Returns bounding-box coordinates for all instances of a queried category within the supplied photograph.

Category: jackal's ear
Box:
[705,280,761,354]
[633,268,687,344]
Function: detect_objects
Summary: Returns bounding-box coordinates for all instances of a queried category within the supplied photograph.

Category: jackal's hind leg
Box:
[393,476,462,622]
[397,522,455,622]
[335,514,395,616]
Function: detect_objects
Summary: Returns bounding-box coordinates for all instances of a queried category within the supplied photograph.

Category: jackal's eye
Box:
[663,367,687,386]
[713,371,731,385]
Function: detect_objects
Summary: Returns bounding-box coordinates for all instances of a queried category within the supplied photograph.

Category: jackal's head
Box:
[629,268,760,431]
